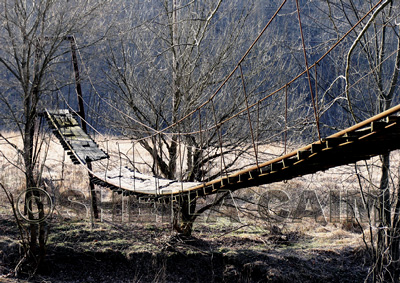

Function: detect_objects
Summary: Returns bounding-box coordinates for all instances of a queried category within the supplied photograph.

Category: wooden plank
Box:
[297,150,311,160]
[227,175,239,184]
[248,169,260,179]
[311,142,325,153]
[220,177,228,187]
[324,137,353,148]
[371,121,388,132]
[238,173,247,183]
[282,157,296,168]
[385,115,400,123]
[270,161,283,172]
[260,164,271,175]
[344,129,370,139]
[212,182,220,192]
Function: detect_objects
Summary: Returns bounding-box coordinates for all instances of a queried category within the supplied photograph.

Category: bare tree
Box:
[321,1,400,281]
[94,0,337,235]
[0,0,105,272]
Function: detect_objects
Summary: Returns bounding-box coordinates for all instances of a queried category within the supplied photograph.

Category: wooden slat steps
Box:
[42,109,109,164]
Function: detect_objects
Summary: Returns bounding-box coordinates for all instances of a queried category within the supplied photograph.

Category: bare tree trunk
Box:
[173,195,197,237]
[390,167,400,280]
[374,153,391,282]
[0,0,107,274]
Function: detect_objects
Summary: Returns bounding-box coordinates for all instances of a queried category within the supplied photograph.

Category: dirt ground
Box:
[0,211,371,283]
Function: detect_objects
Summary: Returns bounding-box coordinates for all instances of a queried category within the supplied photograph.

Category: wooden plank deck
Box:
[42,109,109,164]
[45,104,400,200]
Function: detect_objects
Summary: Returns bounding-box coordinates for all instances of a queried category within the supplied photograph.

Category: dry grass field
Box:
[1,132,397,282]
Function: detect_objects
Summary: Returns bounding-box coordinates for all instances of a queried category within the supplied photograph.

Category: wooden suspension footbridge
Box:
[43,103,400,201]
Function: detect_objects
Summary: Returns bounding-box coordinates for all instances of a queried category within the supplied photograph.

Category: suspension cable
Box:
[239,64,259,169]
[296,0,321,141]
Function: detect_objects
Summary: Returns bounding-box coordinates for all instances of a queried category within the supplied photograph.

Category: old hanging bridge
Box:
[42,104,400,201]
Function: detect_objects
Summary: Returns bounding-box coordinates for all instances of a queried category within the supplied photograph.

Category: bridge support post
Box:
[69,35,99,219]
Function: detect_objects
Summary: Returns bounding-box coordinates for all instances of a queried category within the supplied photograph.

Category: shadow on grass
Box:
[1,218,369,282]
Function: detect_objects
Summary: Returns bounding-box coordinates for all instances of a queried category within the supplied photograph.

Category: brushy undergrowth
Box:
[0,211,370,283]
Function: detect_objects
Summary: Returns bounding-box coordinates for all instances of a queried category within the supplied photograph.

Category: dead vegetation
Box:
[1,133,396,282]
[0,212,370,282]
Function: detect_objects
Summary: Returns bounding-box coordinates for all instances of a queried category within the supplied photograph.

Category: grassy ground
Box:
[0,209,370,283]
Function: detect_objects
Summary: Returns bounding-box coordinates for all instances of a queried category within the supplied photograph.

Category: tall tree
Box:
[99,0,329,235]
[321,1,400,281]
[0,0,105,271]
